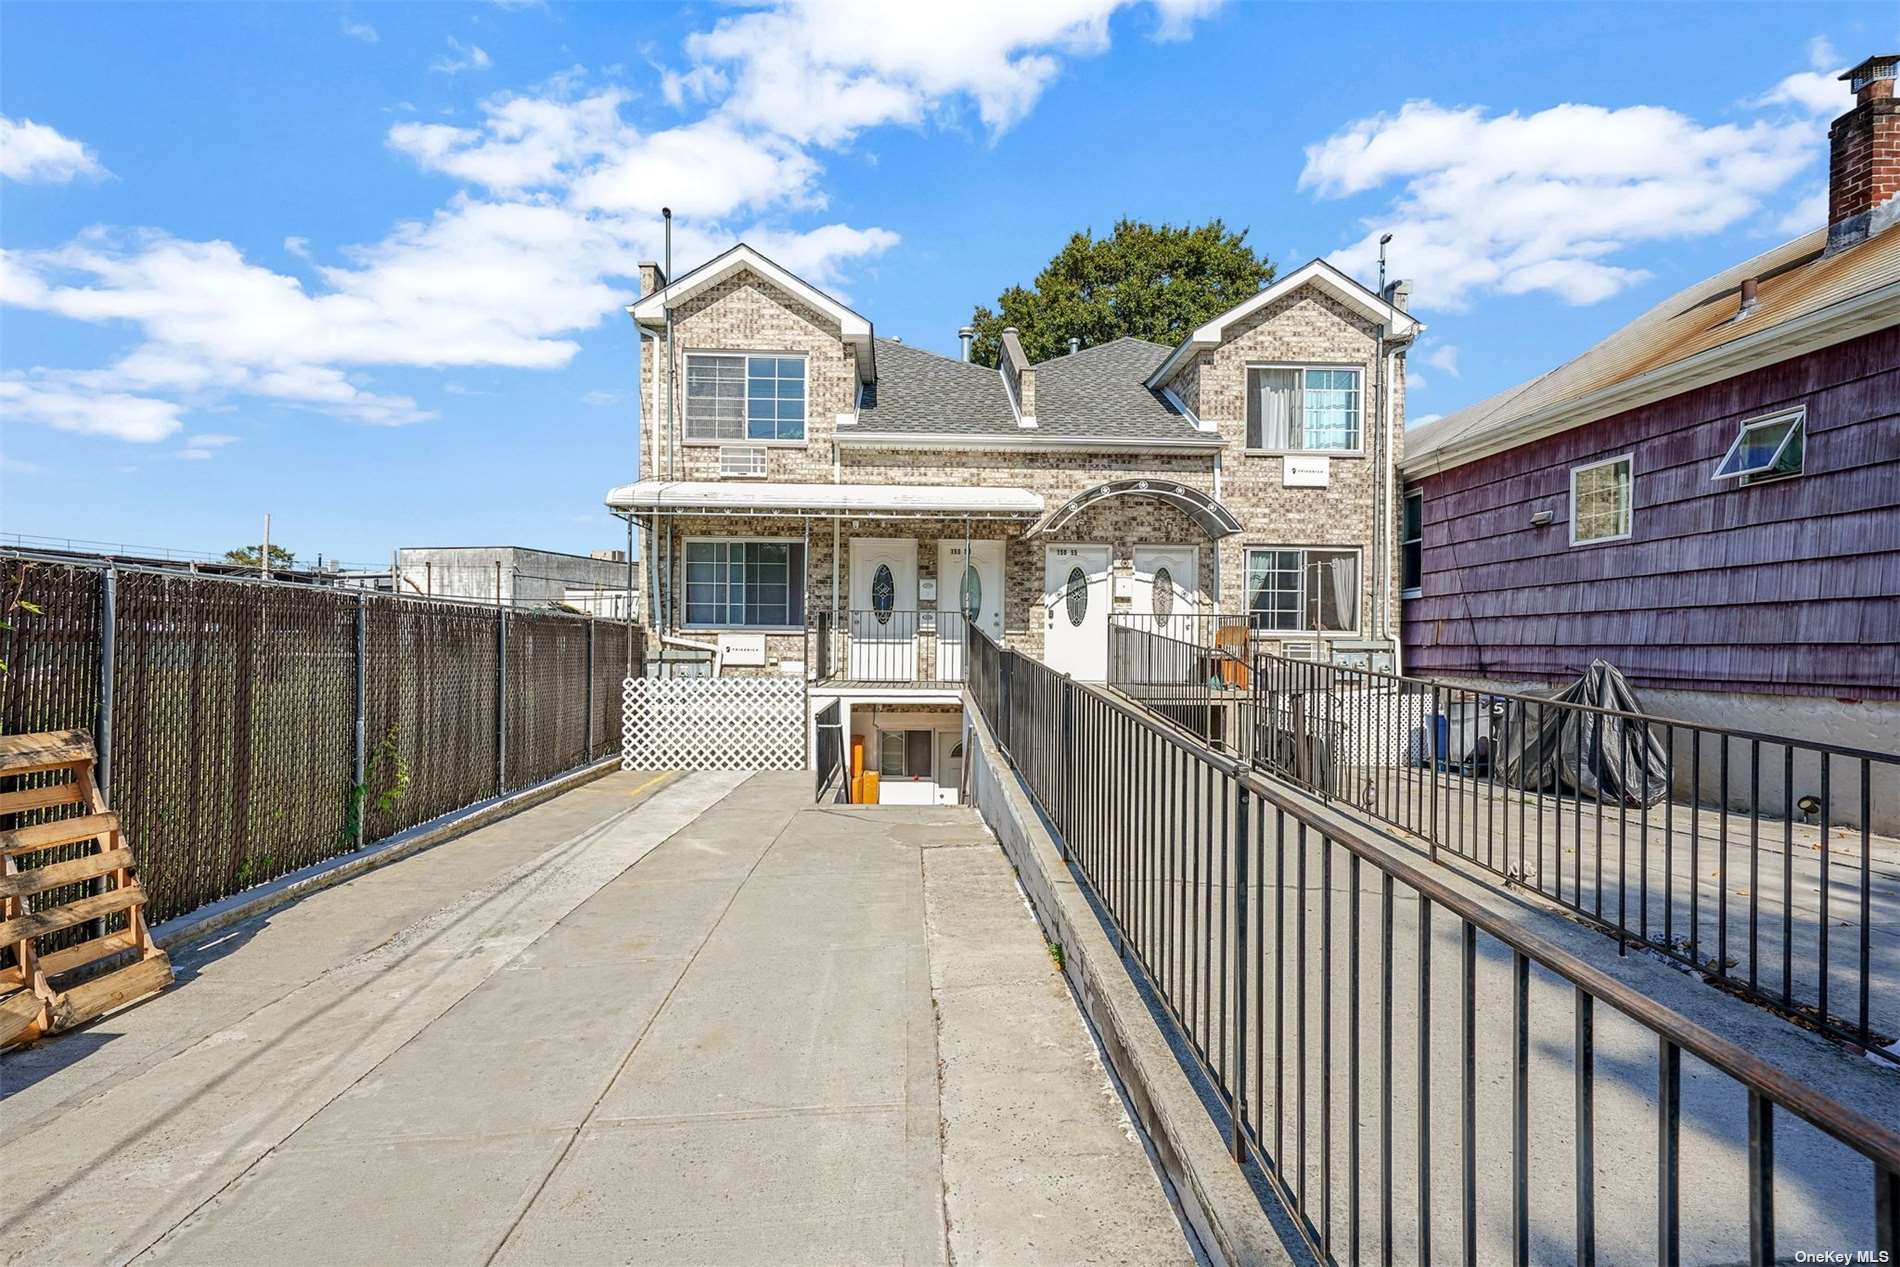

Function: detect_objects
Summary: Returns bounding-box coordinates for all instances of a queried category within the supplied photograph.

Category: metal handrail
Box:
[1251,651,1900,1058]
[967,622,1900,1264]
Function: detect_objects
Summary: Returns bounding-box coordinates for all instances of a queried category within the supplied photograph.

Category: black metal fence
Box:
[810,609,967,684]
[969,625,1900,1265]
[0,554,642,926]
[813,699,843,802]
[1108,619,1254,756]
[1252,654,1900,1062]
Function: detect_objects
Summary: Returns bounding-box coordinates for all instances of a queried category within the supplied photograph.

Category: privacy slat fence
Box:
[971,624,1900,1266]
[0,553,642,928]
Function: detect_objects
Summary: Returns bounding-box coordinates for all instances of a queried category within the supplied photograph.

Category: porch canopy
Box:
[605,479,1044,522]
[1025,477,1242,540]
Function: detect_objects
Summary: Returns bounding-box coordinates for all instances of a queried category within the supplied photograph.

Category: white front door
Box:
[849,537,917,680]
[1131,547,1200,639]
[1044,544,1111,681]
[937,540,1004,681]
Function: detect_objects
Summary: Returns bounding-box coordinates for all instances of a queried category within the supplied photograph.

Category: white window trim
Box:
[1243,544,1364,636]
[1400,489,1424,599]
[681,349,812,448]
[1712,406,1805,485]
[1568,453,1634,548]
[679,535,808,632]
[1242,362,1367,457]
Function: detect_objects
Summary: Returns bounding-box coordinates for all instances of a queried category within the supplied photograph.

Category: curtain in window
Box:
[1247,368,1300,450]
[1327,553,1357,632]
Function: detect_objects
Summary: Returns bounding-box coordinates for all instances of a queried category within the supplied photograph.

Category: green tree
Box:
[969,219,1274,367]
[223,543,297,570]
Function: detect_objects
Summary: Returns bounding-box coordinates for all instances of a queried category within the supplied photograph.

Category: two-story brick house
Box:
[606,243,1419,801]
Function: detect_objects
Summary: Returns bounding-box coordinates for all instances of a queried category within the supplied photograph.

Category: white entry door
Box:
[849,538,917,680]
[1131,547,1200,639]
[935,731,963,805]
[937,540,1004,681]
[1044,544,1111,681]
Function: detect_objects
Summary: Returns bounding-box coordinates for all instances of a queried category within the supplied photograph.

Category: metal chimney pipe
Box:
[1740,277,1759,313]
[958,326,974,362]
[1067,337,1080,355]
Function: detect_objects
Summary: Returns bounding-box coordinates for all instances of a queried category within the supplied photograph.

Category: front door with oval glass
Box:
[1131,547,1200,639]
[1043,544,1111,681]
[848,537,917,680]
[936,540,1003,682]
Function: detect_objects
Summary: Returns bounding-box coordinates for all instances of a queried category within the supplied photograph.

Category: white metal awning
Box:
[1026,477,1242,539]
[604,480,1044,520]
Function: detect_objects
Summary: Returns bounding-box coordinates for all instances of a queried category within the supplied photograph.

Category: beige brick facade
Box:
[633,261,1409,673]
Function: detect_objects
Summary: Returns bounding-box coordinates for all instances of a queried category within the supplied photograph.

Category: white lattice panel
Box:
[622,676,806,771]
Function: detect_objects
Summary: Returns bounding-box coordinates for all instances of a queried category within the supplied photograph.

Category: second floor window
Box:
[1247,366,1362,452]
[684,353,806,443]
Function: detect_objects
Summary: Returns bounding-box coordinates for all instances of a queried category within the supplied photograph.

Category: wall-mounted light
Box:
[1531,510,1555,528]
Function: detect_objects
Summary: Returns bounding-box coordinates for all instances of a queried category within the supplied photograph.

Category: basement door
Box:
[1043,544,1111,681]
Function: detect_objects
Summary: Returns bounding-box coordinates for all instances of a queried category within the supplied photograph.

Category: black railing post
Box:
[1059,677,1076,859]
[1231,776,1250,1164]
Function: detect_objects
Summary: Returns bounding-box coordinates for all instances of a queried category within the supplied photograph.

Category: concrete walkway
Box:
[0,771,1193,1267]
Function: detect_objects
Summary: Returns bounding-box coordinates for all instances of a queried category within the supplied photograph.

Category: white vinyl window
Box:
[1246,547,1360,633]
[1712,408,1804,486]
[683,539,806,628]
[1246,366,1362,452]
[1570,455,1633,546]
[684,353,806,443]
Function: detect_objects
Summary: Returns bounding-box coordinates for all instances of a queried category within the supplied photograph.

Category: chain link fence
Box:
[0,553,643,927]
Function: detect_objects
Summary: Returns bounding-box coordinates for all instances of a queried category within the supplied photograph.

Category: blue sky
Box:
[1,1,1887,567]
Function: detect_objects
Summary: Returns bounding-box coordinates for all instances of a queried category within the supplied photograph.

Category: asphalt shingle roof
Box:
[854,336,1206,443]
[1406,225,1900,470]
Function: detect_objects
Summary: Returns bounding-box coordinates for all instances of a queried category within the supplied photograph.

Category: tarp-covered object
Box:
[1501,660,1671,806]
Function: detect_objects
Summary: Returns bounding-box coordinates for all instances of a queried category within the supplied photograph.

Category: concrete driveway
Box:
[0,771,1194,1267]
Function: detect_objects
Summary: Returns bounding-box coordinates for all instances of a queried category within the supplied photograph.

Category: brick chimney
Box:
[1827,54,1900,252]
[638,261,667,298]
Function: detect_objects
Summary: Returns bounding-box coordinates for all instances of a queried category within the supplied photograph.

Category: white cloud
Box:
[178,432,239,460]
[1757,36,1848,117]
[0,376,184,442]
[676,0,1225,145]
[1406,371,1427,392]
[581,390,624,406]
[3,1,1210,445]
[432,37,492,75]
[1776,184,1829,235]
[0,116,108,183]
[1423,343,1461,378]
[1411,413,1443,427]
[1304,95,1818,310]
[341,14,379,44]
[0,454,43,476]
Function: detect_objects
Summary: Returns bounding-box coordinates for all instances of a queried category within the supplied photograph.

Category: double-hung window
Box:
[1400,490,1424,595]
[1246,366,1362,452]
[1570,455,1633,546]
[683,540,806,628]
[1712,408,1804,486]
[1245,547,1360,633]
[684,353,806,442]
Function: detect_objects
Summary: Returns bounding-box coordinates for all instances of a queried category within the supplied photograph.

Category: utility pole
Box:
[261,512,271,581]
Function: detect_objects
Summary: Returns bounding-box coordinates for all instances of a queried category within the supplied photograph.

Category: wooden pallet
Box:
[0,730,171,1048]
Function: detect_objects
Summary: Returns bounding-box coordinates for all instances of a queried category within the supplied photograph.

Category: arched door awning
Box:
[1025,478,1242,540]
